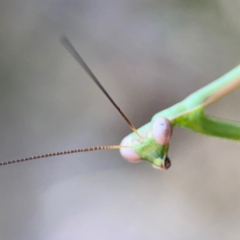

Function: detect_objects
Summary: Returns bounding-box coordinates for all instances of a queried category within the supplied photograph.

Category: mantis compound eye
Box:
[153,117,172,146]
[120,136,141,163]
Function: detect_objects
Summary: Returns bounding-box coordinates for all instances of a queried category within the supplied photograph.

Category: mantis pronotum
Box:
[1,37,240,170]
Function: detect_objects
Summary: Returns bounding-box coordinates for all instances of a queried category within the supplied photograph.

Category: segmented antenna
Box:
[0,145,130,166]
[61,36,143,140]
[1,36,140,166]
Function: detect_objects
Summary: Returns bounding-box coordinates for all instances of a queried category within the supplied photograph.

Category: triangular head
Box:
[120,117,172,170]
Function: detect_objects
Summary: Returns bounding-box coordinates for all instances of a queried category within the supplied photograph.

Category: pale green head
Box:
[120,117,172,170]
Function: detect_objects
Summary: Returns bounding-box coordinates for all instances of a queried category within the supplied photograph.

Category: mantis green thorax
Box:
[1,37,240,170]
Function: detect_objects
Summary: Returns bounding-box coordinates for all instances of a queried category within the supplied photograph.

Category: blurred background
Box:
[0,0,240,239]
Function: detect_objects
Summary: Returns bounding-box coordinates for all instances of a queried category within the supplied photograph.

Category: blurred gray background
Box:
[0,0,240,239]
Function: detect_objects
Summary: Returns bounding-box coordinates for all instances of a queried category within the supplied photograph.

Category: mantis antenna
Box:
[0,37,142,166]
[61,36,143,139]
[0,146,130,166]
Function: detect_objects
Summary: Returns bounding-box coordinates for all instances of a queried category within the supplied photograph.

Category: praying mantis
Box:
[1,37,240,170]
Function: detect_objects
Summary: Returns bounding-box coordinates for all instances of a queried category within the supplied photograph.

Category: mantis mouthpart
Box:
[1,37,240,170]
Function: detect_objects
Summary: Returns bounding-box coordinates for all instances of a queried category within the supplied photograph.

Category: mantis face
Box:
[120,117,172,170]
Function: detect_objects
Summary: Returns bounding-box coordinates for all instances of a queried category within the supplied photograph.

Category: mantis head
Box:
[120,117,172,170]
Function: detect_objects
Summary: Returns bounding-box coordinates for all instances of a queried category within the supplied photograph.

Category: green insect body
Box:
[121,65,240,169]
